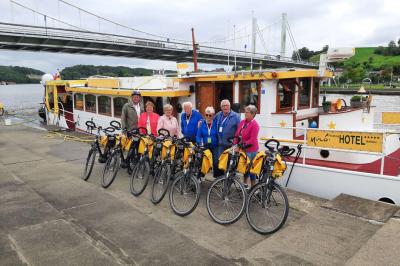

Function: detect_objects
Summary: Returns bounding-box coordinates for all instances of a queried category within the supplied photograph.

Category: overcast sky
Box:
[0,0,399,73]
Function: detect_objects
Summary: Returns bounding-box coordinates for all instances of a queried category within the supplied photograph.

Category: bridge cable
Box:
[58,0,190,43]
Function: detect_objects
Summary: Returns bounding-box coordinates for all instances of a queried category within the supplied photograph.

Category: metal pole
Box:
[234,24,237,72]
[191,28,198,72]
[280,13,287,58]
[251,11,256,70]
[227,20,230,70]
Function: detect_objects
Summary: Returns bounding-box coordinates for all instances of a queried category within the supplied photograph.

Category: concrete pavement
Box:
[1,124,400,265]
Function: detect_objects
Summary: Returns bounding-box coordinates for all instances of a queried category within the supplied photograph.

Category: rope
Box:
[45,130,94,143]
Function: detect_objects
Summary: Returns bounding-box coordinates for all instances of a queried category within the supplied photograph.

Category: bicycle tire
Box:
[169,172,200,216]
[246,182,289,235]
[101,150,121,188]
[130,159,150,196]
[82,148,97,181]
[150,163,171,204]
[206,176,247,225]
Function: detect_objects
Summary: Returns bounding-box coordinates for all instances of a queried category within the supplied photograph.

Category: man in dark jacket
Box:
[181,101,203,142]
[212,99,240,177]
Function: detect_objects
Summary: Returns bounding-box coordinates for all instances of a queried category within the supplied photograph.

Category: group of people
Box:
[121,90,260,188]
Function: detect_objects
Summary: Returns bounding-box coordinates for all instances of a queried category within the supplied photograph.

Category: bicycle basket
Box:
[201,149,213,174]
[249,151,266,176]
[272,154,287,178]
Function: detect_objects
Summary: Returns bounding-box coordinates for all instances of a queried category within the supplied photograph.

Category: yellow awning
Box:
[65,87,191,97]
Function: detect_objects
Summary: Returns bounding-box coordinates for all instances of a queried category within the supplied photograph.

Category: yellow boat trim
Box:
[175,69,332,82]
[260,137,304,144]
[87,79,119,89]
[382,112,400,124]
[65,87,191,97]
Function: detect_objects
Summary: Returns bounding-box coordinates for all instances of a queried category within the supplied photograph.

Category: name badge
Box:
[219,126,223,133]
[207,137,211,143]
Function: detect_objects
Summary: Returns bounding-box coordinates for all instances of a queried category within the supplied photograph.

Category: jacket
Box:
[234,119,260,152]
[157,115,182,137]
[138,112,160,136]
[181,109,203,142]
[121,101,141,131]
[213,110,240,147]
[196,119,217,149]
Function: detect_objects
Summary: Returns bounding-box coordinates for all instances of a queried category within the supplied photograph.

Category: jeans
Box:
[245,152,257,181]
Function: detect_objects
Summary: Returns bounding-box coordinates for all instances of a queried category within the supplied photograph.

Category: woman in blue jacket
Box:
[181,102,203,143]
[196,106,217,149]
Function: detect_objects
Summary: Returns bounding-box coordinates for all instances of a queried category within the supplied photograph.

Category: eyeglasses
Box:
[205,114,213,117]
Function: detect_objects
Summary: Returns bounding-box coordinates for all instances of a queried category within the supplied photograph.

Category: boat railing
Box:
[259,125,400,175]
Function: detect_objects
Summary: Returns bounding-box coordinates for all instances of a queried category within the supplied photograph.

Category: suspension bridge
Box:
[0,0,318,69]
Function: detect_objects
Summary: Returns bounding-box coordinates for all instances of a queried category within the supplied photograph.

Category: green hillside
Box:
[310,47,400,69]
[0,66,44,83]
[343,47,400,69]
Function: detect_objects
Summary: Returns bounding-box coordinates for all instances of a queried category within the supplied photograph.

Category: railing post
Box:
[380,133,386,175]
[302,128,307,164]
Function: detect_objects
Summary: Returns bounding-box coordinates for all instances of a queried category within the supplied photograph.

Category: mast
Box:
[251,11,256,70]
[280,13,287,58]
[191,28,198,72]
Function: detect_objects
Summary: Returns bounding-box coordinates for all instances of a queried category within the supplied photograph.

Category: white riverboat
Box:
[42,67,400,204]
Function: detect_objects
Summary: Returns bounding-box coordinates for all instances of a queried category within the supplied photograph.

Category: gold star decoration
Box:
[279,120,287,128]
[328,121,336,129]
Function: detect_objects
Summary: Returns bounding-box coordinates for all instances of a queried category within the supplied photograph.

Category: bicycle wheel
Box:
[101,150,121,188]
[206,176,247,225]
[169,172,200,216]
[150,163,171,204]
[246,182,289,235]
[82,148,97,181]
[130,159,150,196]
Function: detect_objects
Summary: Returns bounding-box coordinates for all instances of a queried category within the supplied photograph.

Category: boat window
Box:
[74,93,84,110]
[312,78,320,107]
[113,97,128,117]
[298,78,311,108]
[239,81,260,113]
[85,94,97,113]
[277,79,295,112]
[98,96,112,116]
[47,88,54,110]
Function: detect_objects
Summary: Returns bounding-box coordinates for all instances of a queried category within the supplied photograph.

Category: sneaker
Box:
[243,183,250,191]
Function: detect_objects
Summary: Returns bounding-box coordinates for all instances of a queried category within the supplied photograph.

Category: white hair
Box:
[220,99,231,107]
[205,106,215,114]
[182,101,192,108]
[163,104,173,111]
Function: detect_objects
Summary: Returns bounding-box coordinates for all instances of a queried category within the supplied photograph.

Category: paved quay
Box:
[1,124,400,265]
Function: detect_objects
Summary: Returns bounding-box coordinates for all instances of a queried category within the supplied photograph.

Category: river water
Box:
[0,84,399,129]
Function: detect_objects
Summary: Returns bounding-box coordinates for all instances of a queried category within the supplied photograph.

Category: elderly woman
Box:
[138,101,160,135]
[234,105,260,188]
[157,104,181,137]
[196,106,217,149]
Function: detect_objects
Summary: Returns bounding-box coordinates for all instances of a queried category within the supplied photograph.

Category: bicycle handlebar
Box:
[158,128,170,137]
[85,120,96,129]
[110,120,121,130]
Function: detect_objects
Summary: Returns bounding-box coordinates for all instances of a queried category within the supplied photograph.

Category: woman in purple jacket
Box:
[234,105,260,188]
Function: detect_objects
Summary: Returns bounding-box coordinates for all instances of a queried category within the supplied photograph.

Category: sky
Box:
[0,0,399,73]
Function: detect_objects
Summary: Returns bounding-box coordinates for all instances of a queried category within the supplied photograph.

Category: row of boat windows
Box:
[277,78,320,111]
[74,94,128,117]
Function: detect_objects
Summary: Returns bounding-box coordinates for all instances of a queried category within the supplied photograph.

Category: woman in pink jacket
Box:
[156,104,182,137]
[138,101,160,135]
[234,105,260,188]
